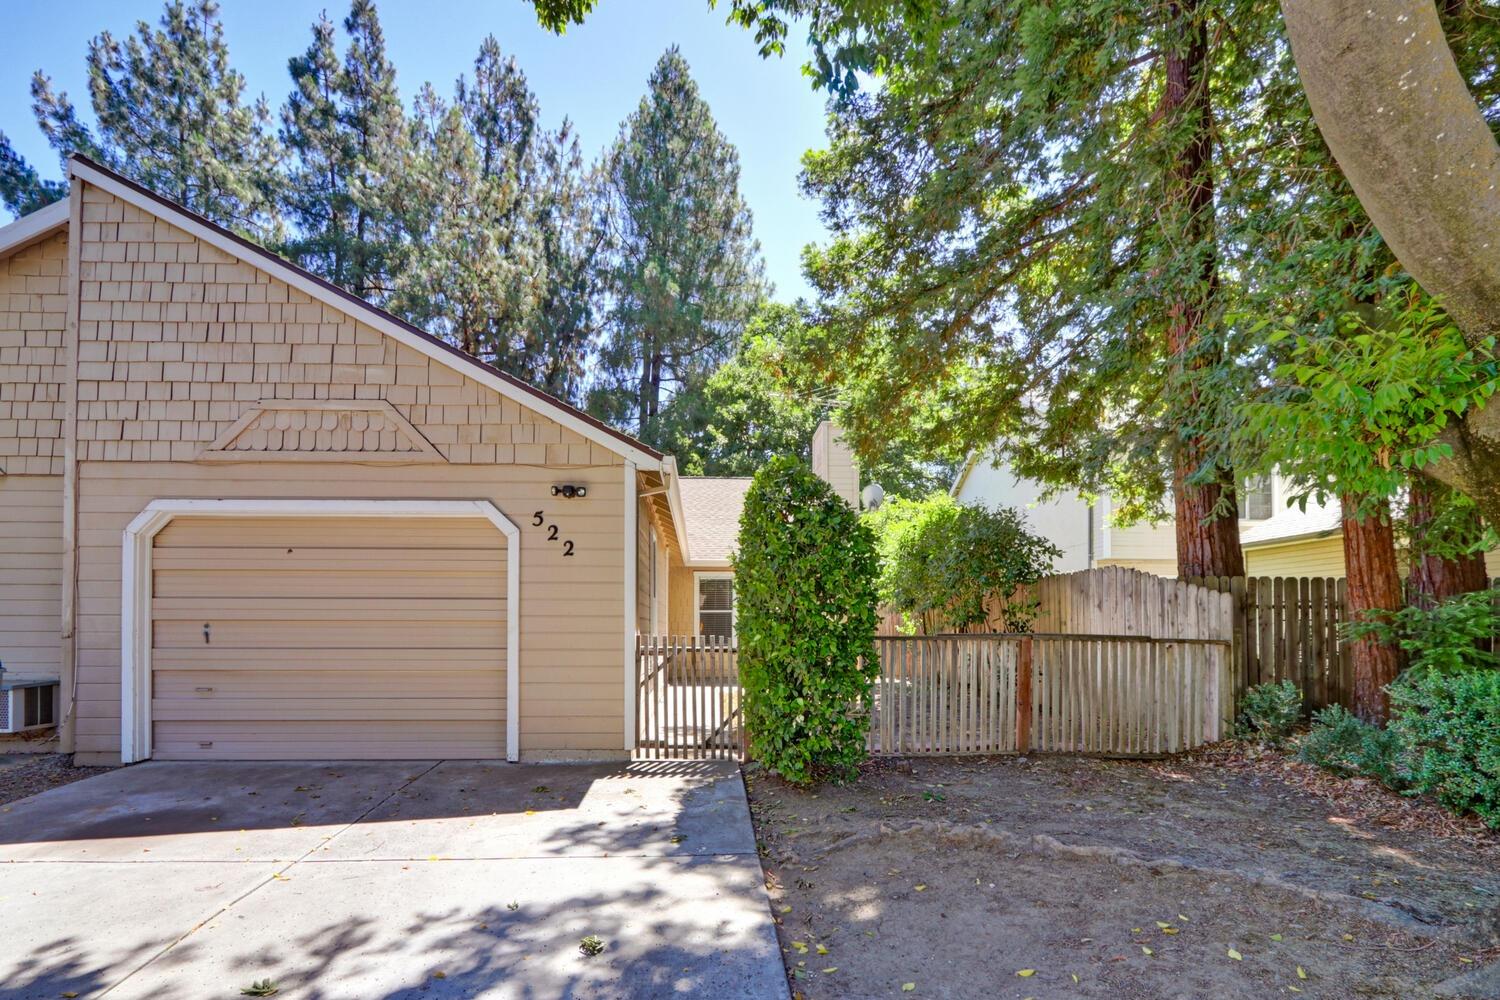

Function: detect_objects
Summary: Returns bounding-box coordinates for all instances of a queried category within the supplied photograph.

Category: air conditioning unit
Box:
[0,680,59,734]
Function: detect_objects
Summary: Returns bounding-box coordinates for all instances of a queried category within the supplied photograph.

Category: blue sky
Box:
[0,0,832,300]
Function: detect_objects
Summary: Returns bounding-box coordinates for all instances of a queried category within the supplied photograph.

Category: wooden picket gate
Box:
[634,632,1229,760]
[634,635,745,760]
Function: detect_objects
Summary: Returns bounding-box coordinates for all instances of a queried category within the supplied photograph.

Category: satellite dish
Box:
[861,482,885,510]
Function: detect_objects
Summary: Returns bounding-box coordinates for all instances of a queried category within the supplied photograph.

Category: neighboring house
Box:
[0,155,853,766]
[952,453,1351,578]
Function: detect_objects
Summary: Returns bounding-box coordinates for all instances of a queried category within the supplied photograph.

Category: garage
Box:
[142,511,511,761]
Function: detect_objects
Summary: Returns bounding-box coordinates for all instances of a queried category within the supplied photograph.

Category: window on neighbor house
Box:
[1238,475,1273,521]
[696,574,735,640]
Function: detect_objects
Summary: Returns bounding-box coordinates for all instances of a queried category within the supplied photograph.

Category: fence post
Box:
[1016,635,1033,754]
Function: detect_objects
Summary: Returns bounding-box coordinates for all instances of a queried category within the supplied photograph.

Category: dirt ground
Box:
[0,750,110,808]
[746,753,1500,1000]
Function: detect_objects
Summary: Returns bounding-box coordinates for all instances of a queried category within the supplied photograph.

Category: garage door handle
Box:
[199,741,213,748]
[203,623,211,644]
[195,686,214,694]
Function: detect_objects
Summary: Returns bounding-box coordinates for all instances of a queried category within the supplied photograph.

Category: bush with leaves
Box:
[863,493,1061,634]
[1235,680,1303,744]
[734,456,880,785]
[1390,669,1500,827]
[1346,588,1500,679]
[1297,705,1407,788]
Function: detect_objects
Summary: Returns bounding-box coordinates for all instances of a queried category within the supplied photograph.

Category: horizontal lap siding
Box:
[74,462,624,760]
[0,475,63,678]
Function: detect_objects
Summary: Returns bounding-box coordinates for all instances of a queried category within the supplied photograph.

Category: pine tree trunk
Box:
[1162,0,1245,580]
[1408,479,1489,608]
[1341,495,1404,723]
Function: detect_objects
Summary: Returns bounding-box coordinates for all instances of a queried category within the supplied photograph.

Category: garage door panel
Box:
[155,517,498,549]
[148,515,508,760]
[152,647,503,670]
[152,597,505,621]
[152,698,504,722]
[153,721,505,761]
[153,620,504,649]
[154,669,504,700]
[153,546,501,570]
[153,569,501,600]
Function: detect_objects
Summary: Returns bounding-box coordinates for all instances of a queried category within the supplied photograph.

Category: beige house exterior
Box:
[954,453,1500,579]
[0,155,753,766]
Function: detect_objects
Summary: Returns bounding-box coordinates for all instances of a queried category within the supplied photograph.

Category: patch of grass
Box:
[240,979,278,997]
[579,934,606,957]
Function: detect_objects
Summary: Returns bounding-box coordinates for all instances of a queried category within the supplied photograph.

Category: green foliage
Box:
[863,493,1059,633]
[1235,680,1303,745]
[653,306,821,478]
[0,132,66,216]
[382,37,604,403]
[1347,589,1500,680]
[278,0,403,297]
[1237,297,1500,514]
[30,0,283,236]
[589,46,767,444]
[734,457,880,785]
[1390,669,1500,828]
[1297,705,1405,787]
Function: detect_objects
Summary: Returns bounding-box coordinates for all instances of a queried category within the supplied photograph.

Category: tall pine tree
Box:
[590,47,766,445]
[382,38,603,402]
[279,0,403,296]
[30,0,281,234]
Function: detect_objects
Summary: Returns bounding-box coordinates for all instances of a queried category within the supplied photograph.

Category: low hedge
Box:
[1390,669,1500,827]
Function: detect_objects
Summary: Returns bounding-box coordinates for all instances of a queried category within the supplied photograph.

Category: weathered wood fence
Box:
[1186,575,1353,711]
[634,630,1230,760]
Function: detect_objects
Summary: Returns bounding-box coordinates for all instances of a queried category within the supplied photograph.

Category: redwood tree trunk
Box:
[1162,0,1246,580]
[1407,479,1489,608]
[1341,495,1405,722]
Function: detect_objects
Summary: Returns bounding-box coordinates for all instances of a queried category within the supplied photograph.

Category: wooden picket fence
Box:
[633,631,1230,760]
[1186,575,1352,710]
[870,634,1228,757]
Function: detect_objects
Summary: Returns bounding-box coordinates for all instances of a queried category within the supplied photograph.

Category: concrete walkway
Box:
[0,759,788,1000]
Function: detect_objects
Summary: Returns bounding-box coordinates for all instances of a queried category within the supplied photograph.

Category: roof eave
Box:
[0,199,69,261]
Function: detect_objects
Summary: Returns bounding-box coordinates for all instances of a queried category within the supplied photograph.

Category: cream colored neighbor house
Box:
[0,155,790,766]
[953,454,1360,578]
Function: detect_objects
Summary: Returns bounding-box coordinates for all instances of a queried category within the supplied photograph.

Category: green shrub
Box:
[1297,705,1406,787]
[734,456,881,785]
[862,492,1061,633]
[1390,669,1500,827]
[1236,680,1302,744]
[1345,588,1500,678]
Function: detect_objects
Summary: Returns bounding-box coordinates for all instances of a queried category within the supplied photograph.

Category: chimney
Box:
[812,420,860,507]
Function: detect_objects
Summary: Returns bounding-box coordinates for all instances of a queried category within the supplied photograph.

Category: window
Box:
[695,573,735,639]
[1238,475,1273,521]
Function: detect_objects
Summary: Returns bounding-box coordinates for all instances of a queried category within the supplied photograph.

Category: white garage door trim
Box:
[121,498,520,764]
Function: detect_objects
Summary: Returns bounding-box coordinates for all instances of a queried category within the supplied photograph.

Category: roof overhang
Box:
[0,199,69,261]
[66,155,666,471]
[1241,527,1343,549]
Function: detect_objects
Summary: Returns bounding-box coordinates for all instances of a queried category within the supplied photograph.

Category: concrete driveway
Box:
[0,759,788,1000]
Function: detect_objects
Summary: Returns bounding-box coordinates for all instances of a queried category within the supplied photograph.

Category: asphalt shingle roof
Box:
[678,477,752,563]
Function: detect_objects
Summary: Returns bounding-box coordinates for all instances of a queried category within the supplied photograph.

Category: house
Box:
[654,422,858,639]
[0,155,853,766]
[952,454,1354,578]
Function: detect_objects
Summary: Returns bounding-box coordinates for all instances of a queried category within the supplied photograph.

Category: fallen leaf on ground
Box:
[1017,969,1035,977]
[1227,948,1243,961]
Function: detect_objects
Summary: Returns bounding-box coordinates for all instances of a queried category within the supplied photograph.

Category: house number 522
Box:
[532,511,575,556]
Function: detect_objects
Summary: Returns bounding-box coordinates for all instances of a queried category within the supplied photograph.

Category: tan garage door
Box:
[149,516,506,760]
